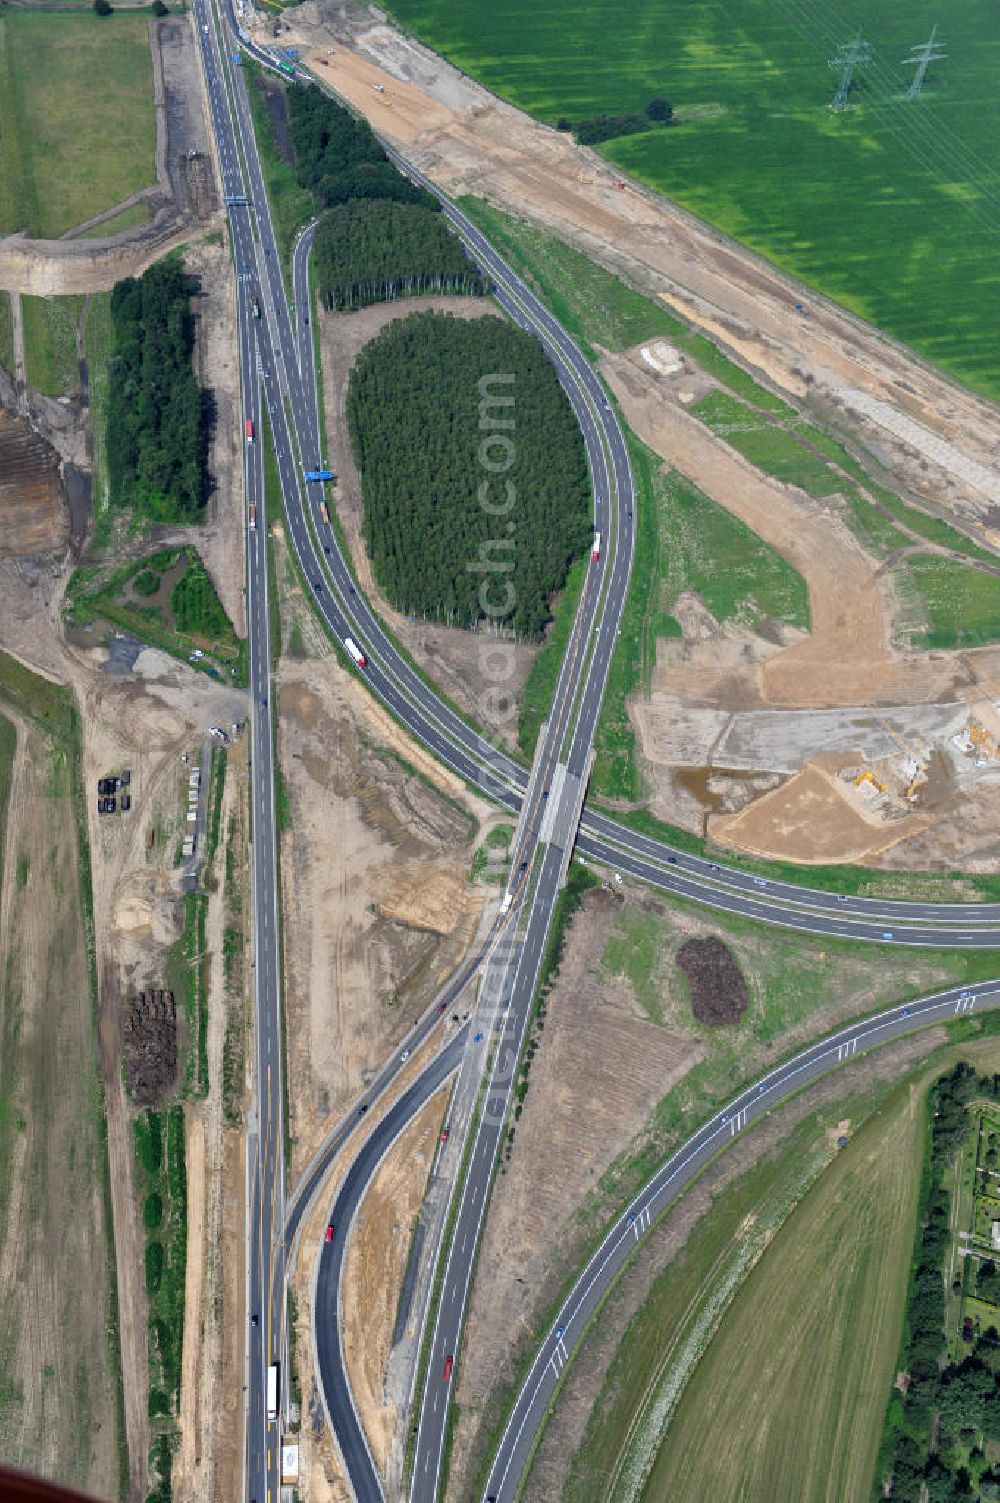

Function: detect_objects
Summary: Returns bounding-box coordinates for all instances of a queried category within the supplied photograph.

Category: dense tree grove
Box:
[347,311,591,638]
[312,200,490,311]
[287,86,435,210]
[108,260,205,523]
[876,1063,1000,1502]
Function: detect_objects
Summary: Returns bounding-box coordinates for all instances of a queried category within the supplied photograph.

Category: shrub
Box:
[145,1241,164,1294]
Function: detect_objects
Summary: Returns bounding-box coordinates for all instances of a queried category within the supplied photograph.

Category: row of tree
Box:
[346,311,590,639]
[287,86,435,211]
[312,199,490,311]
[876,1062,1000,1501]
[108,259,206,524]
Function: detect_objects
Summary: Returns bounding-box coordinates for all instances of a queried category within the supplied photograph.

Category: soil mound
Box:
[676,936,748,1026]
[123,988,177,1101]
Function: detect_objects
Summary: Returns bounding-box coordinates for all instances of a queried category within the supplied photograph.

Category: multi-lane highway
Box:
[187,10,1000,1503]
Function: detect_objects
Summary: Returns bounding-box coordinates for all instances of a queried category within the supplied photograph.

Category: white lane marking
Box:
[836,1037,858,1062]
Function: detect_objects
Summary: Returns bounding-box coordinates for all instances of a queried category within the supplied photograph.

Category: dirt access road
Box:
[284,2,1000,537]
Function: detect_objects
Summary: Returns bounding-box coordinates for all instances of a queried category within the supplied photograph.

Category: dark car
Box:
[121,794,131,813]
[121,769,131,786]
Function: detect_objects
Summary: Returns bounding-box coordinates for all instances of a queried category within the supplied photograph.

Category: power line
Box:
[902,24,947,100]
[829,30,871,111]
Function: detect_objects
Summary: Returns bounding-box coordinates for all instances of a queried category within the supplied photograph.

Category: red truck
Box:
[245,418,254,444]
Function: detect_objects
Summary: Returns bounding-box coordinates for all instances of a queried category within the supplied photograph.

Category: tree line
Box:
[312,199,490,311]
[876,1062,1000,1502]
[108,259,206,524]
[287,85,436,210]
[556,98,673,146]
[346,311,591,639]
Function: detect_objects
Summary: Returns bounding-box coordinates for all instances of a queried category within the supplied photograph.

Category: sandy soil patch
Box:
[602,346,967,712]
[276,650,488,1181]
[183,237,245,636]
[710,760,933,865]
[341,1085,449,1472]
[317,295,537,747]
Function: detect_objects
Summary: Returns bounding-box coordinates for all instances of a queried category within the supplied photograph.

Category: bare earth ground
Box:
[444,884,958,1498]
[276,634,489,1181]
[341,1084,449,1472]
[0,705,118,1498]
[271,534,494,1178]
[317,296,536,747]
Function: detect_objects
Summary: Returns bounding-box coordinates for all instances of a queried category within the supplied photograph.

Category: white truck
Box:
[592,531,601,561]
[344,637,367,668]
[266,1363,279,1423]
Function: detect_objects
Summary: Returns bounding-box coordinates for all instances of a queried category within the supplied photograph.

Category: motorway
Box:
[187,10,1000,1503]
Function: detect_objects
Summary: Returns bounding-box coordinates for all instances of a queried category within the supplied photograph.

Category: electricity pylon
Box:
[902,25,946,100]
[829,31,871,111]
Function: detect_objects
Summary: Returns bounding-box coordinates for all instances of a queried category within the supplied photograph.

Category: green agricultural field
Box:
[635,1074,924,1503]
[391,0,1000,400]
[0,10,155,239]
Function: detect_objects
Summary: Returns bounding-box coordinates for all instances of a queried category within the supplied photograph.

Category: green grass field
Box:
[21,295,84,397]
[393,1,1000,402]
[904,555,1000,649]
[589,891,1000,1220]
[0,11,155,239]
[0,292,14,378]
[80,199,151,239]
